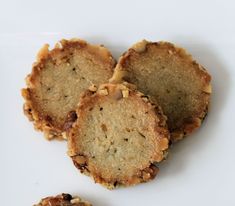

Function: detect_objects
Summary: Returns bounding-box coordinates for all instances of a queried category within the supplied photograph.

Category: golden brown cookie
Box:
[22,39,115,140]
[33,193,92,206]
[67,83,169,189]
[110,40,211,142]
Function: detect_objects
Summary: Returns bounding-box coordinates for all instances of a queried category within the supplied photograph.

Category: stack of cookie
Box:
[22,38,211,190]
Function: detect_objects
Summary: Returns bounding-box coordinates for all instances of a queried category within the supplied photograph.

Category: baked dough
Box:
[111,40,211,142]
[68,83,169,189]
[22,39,115,140]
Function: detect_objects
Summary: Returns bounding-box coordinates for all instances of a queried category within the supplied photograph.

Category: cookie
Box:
[22,38,115,140]
[33,193,92,206]
[110,40,211,142]
[67,83,169,189]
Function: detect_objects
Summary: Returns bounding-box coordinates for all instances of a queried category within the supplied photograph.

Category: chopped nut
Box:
[159,138,169,150]
[122,90,129,98]
[67,149,77,157]
[142,97,149,102]
[62,132,67,140]
[47,133,55,140]
[193,117,202,126]
[88,84,97,92]
[142,172,151,180]
[55,42,63,48]
[163,150,168,159]
[98,88,108,96]
[155,152,164,162]
[32,112,39,121]
[136,91,145,97]
[132,40,148,52]
[21,88,29,98]
[203,84,212,93]
[74,155,86,165]
[168,50,173,55]
[36,44,49,61]
[198,64,207,72]
[70,197,81,204]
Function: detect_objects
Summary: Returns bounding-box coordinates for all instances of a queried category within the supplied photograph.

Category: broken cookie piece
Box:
[67,83,169,189]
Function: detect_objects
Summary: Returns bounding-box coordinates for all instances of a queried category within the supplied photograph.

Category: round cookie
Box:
[67,83,169,189]
[33,193,92,206]
[110,40,211,142]
[22,39,115,140]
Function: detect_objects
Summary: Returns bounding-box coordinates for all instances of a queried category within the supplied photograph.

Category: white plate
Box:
[1,0,235,205]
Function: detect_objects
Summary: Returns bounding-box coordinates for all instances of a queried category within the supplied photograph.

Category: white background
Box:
[0,0,235,205]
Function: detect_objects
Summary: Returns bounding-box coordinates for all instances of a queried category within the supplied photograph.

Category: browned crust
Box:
[111,40,212,143]
[34,193,92,206]
[67,83,170,189]
[22,39,116,140]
